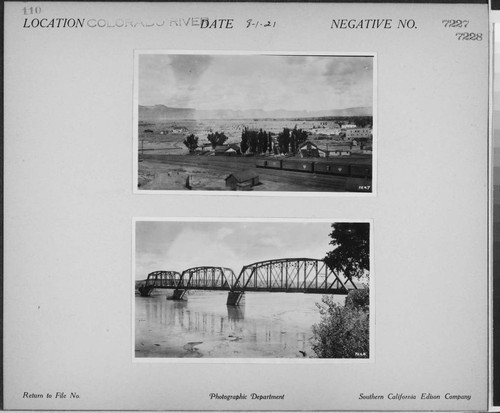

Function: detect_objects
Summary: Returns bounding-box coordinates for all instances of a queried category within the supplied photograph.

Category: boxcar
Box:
[314,162,350,176]
[255,159,267,168]
[266,159,283,169]
[282,159,314,172]
[350,164,372,178]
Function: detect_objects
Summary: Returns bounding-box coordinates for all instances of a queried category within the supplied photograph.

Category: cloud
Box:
[139,54,213,107]
[139,54,373,111]
[169,54,213,84]
[323,57,372,77]
[323,57,373,95]
[216,227,235,240]
[134,221,337,280]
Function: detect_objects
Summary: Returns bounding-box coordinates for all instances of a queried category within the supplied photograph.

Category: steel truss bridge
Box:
[137,258,363,305]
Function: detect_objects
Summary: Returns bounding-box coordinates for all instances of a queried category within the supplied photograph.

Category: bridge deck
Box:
[141,285,350,294]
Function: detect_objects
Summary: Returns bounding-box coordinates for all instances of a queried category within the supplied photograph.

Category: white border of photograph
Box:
[133,50,377,196]
[131,217,374,364]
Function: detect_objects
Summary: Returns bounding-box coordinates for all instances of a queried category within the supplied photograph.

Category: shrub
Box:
[311,289,369,358]
[345,288,369,311]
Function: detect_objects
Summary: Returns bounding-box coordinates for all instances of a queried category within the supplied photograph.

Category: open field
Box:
[138,154,371,192]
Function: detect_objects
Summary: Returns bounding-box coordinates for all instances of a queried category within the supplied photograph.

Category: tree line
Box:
[241,126,309,155]
[183,125,310,155]
[183,131,229,152]
[240,127,272,154]
[307,116,373,129]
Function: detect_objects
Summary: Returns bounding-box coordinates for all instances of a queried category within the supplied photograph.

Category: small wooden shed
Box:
[225,171,260,190]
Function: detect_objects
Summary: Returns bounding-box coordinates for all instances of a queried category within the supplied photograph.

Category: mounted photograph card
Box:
[3,0,490,411]
[134,52,375,194]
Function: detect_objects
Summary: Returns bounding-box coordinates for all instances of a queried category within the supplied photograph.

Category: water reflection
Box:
[227,305,245,321]
[136,291,342,358]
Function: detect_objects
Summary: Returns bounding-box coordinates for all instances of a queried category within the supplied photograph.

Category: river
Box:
[135,290,345,358]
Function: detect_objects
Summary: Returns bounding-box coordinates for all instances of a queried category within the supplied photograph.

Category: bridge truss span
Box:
[137,259,364,305]
[178,266,237,290]
[232,258,358,294]
[138,270,182,296]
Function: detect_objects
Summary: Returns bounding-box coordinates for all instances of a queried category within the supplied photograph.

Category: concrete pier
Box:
[226,291,245,306]
[139,286,155,297]
[168,289,187,301]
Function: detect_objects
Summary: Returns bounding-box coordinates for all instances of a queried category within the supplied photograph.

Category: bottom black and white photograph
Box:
[133,219,372,360]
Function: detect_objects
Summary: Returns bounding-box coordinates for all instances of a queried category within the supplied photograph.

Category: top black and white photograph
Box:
[135,52,375,193]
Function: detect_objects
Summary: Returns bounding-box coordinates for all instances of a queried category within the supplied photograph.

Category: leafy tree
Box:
[296,128,308,150]
[257,129,265,153]
[324,223,370,280]
[183,134,198,152]
[277,128,290,154]
[240,127,249,154]
[311,289,369,358]
[289,125,309,155]
[207,131,228,149]
[248,130,258,153]
[290,127,297,154]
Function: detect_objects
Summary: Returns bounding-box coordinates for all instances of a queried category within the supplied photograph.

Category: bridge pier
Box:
[226,291,245,306]
[168,289,187,301]
[139,286,155,297]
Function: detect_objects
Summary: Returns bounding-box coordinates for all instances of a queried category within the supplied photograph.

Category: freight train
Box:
[255,158,371,178]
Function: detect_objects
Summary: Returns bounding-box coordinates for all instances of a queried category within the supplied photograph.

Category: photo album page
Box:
[4,1,491,411]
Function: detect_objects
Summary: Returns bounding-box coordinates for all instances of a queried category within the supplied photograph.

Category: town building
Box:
[361,145,373,154]
[346,128,372,140]
[341,124,357,130]
[214,144,241,156]
[351,137,371,147]
[329,145,352,156]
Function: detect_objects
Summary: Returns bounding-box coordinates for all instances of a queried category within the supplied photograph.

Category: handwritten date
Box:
[246,19,276,28]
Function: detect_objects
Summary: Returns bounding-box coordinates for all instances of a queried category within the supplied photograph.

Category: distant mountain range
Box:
[139,104,372,121]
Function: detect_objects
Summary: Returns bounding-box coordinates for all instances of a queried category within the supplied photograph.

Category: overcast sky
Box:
[135,221,336,280]
[138,54,373,112]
